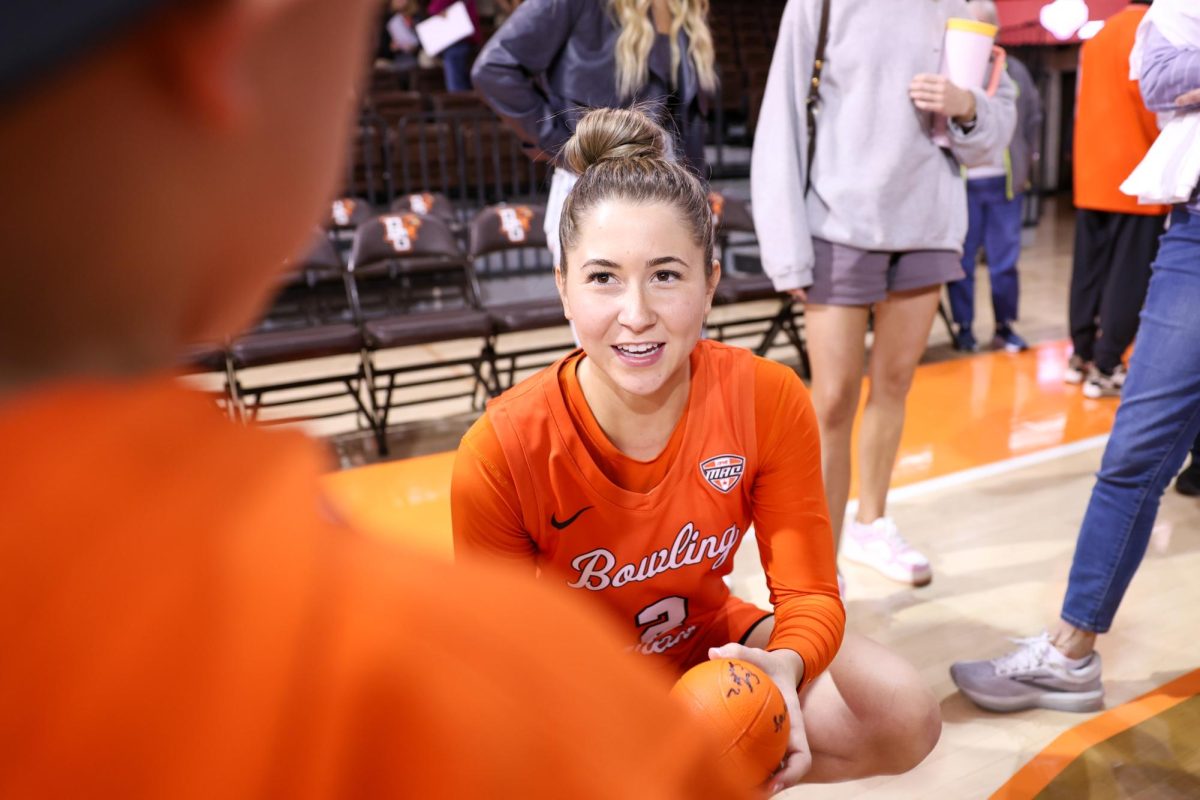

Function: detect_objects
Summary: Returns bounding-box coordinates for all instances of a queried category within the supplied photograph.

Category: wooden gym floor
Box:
[275,198,1200,798]
[321,341,1200,799]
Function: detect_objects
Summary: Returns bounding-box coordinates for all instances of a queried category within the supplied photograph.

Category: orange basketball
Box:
[669,658,790,788]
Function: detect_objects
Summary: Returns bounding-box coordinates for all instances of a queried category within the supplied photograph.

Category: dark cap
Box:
[1,0,182,102]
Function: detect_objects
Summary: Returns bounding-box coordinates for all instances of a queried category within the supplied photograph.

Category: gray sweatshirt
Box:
[751,0,1018,291]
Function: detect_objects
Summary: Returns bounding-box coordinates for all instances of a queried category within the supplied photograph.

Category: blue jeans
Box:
[948,177,1022,330]
[1062,208,1200,632]
[441,40,474,92]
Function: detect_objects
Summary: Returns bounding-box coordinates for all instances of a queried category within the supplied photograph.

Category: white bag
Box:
[1120,113,1200,205]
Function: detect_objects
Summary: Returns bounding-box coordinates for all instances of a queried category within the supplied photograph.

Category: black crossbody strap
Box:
[805,0,830,196]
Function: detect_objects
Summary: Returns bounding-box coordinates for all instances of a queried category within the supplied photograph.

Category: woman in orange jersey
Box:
[452,107,941,792]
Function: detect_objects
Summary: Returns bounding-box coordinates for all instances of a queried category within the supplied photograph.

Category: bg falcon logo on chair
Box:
[383,213,423,253]
[699,454,745,493]
[405,193,436,215]
[331,198,357,227]
[496,206,534,243]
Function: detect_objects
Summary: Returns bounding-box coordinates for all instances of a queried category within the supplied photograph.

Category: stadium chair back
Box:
[469,202,548,259]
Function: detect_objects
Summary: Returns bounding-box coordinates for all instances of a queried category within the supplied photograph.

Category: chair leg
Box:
[480,339,502,397]
[754,300,792,357]
[783,314,811,379]
[224,355,246,424]
[506,354,519,392]
[938,294,955,339]
[360,350,389,458]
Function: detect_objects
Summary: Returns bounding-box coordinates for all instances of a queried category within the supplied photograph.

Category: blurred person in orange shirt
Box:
[1066,0,1168,398]
[0,2,751,798]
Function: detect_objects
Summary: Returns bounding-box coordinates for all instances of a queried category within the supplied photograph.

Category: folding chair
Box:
[348,212,493,452]
[467,202,573,391]
[225,231,374,430]
[706,191,810,376]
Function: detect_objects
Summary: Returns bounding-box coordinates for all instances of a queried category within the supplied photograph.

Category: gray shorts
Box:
[806,238,964,306]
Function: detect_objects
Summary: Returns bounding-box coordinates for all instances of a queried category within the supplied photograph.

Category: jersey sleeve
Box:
[451,412,539,571]
[749,359,846,688]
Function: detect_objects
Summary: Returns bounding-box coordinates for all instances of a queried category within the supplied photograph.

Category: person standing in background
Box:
[472,0,717,266]
[952,0,1200,713]
[429,0,482,91]
[752,0,1016,589]
[1067,0,1166,398]
[386,0,423,73]
[948,1,1043,354]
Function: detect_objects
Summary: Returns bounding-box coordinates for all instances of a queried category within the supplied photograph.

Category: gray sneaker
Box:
[950,633,1104,713]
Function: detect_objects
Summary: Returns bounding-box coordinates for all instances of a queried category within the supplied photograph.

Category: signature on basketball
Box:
[725,662,762,697]
[773,713,787,733]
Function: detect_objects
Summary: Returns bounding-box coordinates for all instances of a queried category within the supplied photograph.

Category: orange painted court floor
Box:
[321,339,1200,800]
[321,339,1118,558]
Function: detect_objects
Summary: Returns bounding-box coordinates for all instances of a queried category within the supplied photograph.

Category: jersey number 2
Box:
[636,596,689,644]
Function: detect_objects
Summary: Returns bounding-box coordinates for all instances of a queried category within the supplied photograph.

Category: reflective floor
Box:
[322,340,1119,553]
[314,199,1200,798]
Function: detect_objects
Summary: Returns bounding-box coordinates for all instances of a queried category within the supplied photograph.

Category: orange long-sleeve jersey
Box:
[0,378,750,800]
[453,340,845,687]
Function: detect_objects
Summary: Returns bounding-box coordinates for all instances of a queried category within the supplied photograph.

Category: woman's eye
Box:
[652,270,681,283]
[586,271,614,285]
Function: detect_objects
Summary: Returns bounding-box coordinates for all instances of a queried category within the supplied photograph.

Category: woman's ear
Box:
[704,259,721,315]
[555,264,573,321]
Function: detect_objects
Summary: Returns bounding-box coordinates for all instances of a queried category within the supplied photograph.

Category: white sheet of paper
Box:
[387,15,420,51]
[415,3,474,56]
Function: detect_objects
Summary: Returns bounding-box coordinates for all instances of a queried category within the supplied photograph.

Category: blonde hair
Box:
[559,107,713,274]
[610,0,718,100]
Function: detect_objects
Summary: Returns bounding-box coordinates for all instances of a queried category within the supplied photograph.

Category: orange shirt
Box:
[1074,5,1168,216]
[0,378,749,799]
[453,341,845,687]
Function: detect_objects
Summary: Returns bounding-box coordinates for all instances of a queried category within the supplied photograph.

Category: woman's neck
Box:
[651,0,673,34]
[576,355,691,462]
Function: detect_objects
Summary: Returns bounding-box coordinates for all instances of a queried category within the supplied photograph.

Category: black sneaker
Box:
[953,326,978,352]
[993,326,1028,353]
[1177,458,1200,497]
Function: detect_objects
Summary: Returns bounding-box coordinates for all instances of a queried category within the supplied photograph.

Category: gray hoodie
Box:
[751,0,1017,291]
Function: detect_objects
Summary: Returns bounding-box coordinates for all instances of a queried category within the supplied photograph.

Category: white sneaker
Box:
[950,632,1104,713]
[1064,354,1089,385]
[841,517,932,586]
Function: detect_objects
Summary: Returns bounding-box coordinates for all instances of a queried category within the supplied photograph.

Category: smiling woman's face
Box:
[557,198,718,403]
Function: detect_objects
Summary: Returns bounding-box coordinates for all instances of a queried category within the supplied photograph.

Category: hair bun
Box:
[561,107,668,174]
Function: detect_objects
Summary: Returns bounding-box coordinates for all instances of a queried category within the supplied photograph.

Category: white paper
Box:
[387,15,420,52]
[415,2,474,57]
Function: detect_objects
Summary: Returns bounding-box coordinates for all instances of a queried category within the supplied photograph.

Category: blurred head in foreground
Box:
[0,0,377,388]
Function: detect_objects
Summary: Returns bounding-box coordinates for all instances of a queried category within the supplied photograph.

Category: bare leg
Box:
[856,287,941,523]
[804,304,870,549]
[1050,620,1098,659]
[744,620,941,782]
